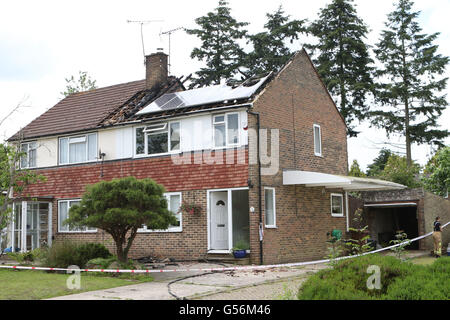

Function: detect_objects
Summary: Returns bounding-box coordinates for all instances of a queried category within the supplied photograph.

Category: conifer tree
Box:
[307,0,374,137]
[186,0,248,87]
[372,0,449,165]
[244,6,308,76]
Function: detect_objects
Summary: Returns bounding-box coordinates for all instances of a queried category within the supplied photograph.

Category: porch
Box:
[1,200,53,253]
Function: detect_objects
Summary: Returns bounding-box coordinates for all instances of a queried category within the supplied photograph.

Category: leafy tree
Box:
[422,146,450,197]
[380,154,421,188]
[366,148,393,177]
[243,6,308,76]
[349,159,366,177]
[372,0,449,165]
[0,142,46,231]
[186,0,249,88]
[65,177,177,262]
[61,71,97,97]
[307,0,374,137]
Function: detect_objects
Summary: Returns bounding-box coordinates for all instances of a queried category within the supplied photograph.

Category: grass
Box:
[410,256,439,266]
[0,269,153,300]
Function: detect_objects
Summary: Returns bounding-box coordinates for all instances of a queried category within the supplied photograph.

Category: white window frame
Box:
[138,192,182,233]
[330,193,344,217]
[213,112,240,149]
[313,124,322,157]
[20,141,37,169]
[57,199,97,233]
[134,121,181,157]
[58,132,98,165]
[264,187,277,228]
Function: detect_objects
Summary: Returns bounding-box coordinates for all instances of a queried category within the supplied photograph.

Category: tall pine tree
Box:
[186,0,248,88]
[307,0,374,137]
[372,0,449,165]
[244,6,308,76]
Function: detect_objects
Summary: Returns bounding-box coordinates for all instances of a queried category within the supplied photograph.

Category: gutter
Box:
[247,107,263,265]
[10,103,253,142]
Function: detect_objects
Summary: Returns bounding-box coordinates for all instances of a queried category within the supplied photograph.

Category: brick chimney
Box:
[145,50,168,89]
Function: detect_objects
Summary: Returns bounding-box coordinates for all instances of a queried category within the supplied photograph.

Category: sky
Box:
[0,0,449,171]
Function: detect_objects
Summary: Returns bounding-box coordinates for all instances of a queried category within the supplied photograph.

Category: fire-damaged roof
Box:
[8,79,146,141]
[8,76,184,141]
[8,53,278,141]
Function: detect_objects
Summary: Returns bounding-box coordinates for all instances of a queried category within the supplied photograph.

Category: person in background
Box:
[433,217,443,258]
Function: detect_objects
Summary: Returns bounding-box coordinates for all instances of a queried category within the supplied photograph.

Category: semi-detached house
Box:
[5,49,404,265]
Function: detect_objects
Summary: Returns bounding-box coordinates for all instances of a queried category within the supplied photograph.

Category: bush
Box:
[298,255,449,300]
[42,241,111,268]
[7,248,46,264]
[85,257,117,269]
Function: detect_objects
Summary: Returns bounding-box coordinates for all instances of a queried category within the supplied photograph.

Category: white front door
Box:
[210,191,229,250]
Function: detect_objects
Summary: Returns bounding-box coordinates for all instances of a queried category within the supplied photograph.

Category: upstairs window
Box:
[213,113,240,148]
[313,124,322,156]
[20,141,37,168]
[59,133,97,164]
[135,122,180,156]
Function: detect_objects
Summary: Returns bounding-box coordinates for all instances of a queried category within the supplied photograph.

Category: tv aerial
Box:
[127,19,164,58]
[159,27,184,75]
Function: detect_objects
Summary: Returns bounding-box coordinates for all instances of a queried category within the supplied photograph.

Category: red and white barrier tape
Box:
[1,221,447,274]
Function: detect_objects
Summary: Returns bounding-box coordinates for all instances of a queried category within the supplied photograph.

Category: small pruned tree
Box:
[65,177,177,263]
[349,159,366,177]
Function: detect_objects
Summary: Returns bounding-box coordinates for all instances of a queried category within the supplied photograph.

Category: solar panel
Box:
[160,95,185,110]
[154,93,177,107]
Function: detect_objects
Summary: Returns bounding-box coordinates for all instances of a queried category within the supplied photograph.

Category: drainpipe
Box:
[247,110,263,265]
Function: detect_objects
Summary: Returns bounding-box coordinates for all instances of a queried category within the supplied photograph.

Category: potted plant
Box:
[178,201,202,215]
[231,240,249,258]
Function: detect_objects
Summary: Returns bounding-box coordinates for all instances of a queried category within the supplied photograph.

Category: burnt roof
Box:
[9,79,146,141]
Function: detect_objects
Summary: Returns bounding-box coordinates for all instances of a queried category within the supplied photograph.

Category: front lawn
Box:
[0,269,153,300]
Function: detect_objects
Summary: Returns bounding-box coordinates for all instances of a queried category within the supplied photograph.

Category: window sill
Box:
[331,214,345,218]
[265,225,277,229]
[134,151,181,159]
[137,229,182,233]
[58,230,98,234]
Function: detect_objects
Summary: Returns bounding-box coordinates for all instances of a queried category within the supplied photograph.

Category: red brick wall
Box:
[248,50,349,264]
[23,148,248,260]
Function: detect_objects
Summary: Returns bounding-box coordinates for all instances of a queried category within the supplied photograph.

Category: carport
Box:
[364,202,419,249]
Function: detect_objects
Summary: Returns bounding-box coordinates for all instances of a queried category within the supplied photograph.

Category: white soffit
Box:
[282,170,406,191]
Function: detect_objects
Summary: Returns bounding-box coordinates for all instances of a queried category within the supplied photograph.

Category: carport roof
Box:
[283,170,406,191]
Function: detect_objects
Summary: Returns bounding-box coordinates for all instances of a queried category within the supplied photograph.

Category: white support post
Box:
[11,203,15,253]
[227,190,233,251]
[345,192,349,232]
[21,201,27,252]
[48,203,53,247]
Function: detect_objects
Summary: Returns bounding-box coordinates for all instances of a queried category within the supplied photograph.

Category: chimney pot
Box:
[145,52,168,89]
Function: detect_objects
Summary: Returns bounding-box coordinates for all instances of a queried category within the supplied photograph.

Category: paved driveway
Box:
[48,262,327,300]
